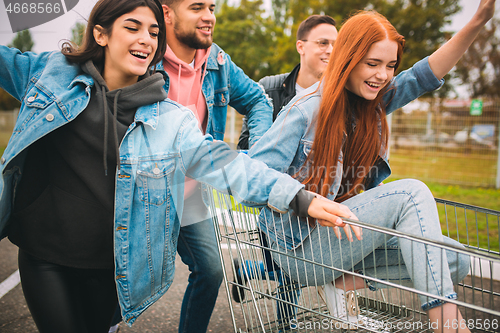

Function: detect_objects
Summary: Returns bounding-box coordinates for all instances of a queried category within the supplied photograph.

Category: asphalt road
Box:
[0,238,241,333]
[3,237,499,333]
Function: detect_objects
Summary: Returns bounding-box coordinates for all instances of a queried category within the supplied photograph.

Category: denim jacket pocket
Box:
[24,87,53,110]
[298,139,312,165]
[209,89,229,139]
[214,89,229,107]
[16,88,56,133]
[136,160,175,206]
[292,139,313,183]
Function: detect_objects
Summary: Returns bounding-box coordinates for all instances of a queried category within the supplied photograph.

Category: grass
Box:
[0,131,11,155]
[387,178,500,254]
[388,149,500,252]
[389,149,497,188]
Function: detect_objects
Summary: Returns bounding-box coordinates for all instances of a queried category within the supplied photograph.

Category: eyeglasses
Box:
[301,39,335,51]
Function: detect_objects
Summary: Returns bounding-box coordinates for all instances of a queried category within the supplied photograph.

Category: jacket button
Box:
[1,157,5,164]
[27,96,35,103]
[45,114,54,121]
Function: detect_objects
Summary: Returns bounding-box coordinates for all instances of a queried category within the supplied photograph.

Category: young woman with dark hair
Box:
[249,1,495,332]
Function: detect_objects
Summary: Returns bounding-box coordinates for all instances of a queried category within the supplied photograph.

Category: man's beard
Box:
[174,22,212,49]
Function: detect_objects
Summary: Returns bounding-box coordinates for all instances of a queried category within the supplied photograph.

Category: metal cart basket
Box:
[207,186,500,333]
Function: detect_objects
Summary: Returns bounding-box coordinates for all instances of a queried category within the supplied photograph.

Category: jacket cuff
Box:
[289,189,316,217]
[267,174,304,214]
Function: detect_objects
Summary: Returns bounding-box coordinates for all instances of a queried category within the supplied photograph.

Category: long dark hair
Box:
[61,0,166,69]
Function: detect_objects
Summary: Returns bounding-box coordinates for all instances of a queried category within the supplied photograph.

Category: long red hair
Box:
[303,11,405,202]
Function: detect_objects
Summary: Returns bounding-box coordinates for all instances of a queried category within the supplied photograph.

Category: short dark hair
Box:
[62,0,166,70]
[159,0,183,8]
[296,15,336,41]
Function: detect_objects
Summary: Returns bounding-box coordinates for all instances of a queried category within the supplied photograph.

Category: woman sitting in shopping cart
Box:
[248,0,495,332]
[0,0,365,331]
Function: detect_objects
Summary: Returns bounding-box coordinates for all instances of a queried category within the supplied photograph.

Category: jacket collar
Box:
[156,46,219,72]
[134,102,160,130]
[69,74,94,89]
[282,64,301,96]
[206,46,220,70]
[70,68,162,130]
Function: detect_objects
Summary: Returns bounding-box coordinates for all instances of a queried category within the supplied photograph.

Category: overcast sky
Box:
[0,0,494,53]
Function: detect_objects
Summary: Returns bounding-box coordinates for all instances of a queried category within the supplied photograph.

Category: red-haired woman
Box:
[249,1,495,331]
[0,0,353,331]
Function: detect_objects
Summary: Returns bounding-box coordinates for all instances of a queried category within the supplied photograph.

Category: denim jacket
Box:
[156,43,273,146]
[0,46,303,324]
[249,57,443,251]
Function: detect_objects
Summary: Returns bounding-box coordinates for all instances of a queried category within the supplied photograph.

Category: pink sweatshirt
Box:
[163,46,211,202]
[163,46,210,132]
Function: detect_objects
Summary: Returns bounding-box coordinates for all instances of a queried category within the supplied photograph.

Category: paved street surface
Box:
[0,238,241,333]
[2,237,499,333]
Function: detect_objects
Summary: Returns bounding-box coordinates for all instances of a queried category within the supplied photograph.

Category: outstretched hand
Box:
[475,0,496,24]
[429,0,496,79]
[307,194,363,242]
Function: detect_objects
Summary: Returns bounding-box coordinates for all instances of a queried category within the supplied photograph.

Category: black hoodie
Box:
[9,61,167,269]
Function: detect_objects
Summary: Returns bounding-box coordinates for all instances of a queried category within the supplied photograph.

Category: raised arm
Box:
[428,0,496,80]
[0,45,51,101]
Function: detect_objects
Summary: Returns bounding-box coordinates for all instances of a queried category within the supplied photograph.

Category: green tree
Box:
[215,0,461,93]
[269,0,460,79]
[1,30,35,111]
[380,0,460,73]
[454,17,500,98]
[385,0,460,97]
[0,89,21,111]
[7,29,34,52]
[279,0,460,71]
[71,22,86,47]
[214,0,282,80]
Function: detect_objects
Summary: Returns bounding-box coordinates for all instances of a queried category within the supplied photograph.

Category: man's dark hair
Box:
[160,0,182,7]
[296,15,336,41]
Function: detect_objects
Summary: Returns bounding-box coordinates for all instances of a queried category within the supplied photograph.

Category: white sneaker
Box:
[317,282,363,330]
[317,282,390,332]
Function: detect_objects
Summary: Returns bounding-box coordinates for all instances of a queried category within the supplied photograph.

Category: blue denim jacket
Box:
[156,43,273,146]
[0,46,303,324]
[249,57,443,251]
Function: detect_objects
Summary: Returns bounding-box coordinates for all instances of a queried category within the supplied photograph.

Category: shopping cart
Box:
[207,187,500,333]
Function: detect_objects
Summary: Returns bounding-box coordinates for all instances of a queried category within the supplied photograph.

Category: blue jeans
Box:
[352,235,470,292]
[235,228,300,329]
[177,218,223,333]
[269,179,469,311]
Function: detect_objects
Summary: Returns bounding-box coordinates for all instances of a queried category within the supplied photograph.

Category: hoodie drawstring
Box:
[175,59,208,128]
[102,86,122,176]
[102,86,109,176]
[175,58,208,118]
[113,90,122,171]
[177,64,182,102]
[196,61,208,115]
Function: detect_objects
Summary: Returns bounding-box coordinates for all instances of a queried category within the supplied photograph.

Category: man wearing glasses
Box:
[238,15,337,150]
